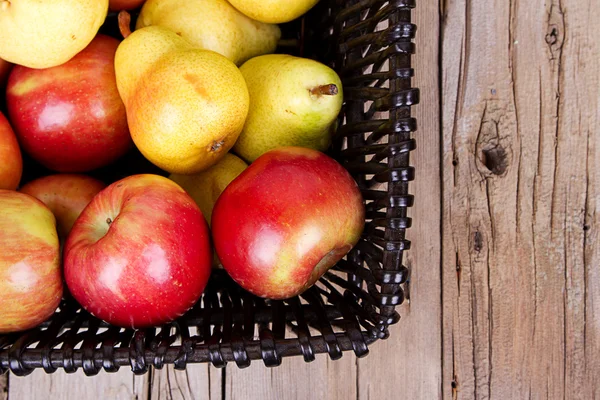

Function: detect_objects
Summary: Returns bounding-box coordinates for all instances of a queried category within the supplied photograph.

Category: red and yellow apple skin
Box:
[109,0,146,10]
[0,58,12,89]
[6,34,132,173]
[64,174,212,328]
[20,174,106,240]
[212,147,365,300]
[0,190,62,333]
[0,112,22,190]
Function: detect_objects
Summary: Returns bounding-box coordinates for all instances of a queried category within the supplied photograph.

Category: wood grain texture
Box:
[357,0,443,399]
[8,370,148,400]
[0,375,6,400]
[441,0,599,399]
[149,364,222,400]
[226,354,356,400]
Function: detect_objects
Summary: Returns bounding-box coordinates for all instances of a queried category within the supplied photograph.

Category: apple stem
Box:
[118,11,132,39]
[310,84,339,96]
[0,1,10,12]
[106,218,113,226]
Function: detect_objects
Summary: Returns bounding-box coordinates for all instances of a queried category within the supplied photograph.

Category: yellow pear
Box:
[117,29,250,174]
[0,0,108,68]
[136,0,281,66]
[234,54,343,162]
[169,153,248,226]
[228,0,319,24]
[114,25,193,107]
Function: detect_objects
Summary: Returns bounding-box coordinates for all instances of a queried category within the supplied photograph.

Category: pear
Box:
[136,0,281,66]
[0,0,108,69]
[115,25,193,107]
[228,0,320,24]
[234,54,343,163]
[115,26,250,174]
[169,153,248,226]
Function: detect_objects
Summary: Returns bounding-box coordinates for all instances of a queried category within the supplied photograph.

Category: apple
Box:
[0,58,12,88]
[20,174,106,240]
[212,147,365,299]
[6,34,132,173]
[64,174,212,328]
[0,112,22,190]
[109,0,146,11]
[0,190,62,333]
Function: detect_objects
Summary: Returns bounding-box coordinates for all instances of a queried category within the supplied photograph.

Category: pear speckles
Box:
[185,73,209,99]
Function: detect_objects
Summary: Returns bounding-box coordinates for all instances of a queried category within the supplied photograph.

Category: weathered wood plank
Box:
[149,364,222,400]
[356,0,443,398]
[1,375,7,400]
[441,0,599,398]
[8,370,148,400]
[226,354,356,400]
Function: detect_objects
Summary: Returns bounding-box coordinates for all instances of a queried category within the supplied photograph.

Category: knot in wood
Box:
[475,102,513,177]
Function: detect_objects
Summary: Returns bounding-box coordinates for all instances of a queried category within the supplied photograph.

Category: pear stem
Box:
[0,1,10,12]
[118,11,132,39]
[310,84,339,96]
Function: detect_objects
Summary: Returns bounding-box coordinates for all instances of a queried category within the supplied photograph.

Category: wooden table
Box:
[2,0,599,398]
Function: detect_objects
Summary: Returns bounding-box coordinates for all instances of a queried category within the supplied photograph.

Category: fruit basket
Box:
[0,0,418,375]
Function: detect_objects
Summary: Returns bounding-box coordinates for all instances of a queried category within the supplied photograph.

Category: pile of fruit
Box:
[0,0,365,333]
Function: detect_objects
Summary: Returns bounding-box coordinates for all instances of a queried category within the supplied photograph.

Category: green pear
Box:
[228,0,320,24]
[136,0,281,66]
[114,27,249,175]
[0,0,108,68]
[234,54,343,163]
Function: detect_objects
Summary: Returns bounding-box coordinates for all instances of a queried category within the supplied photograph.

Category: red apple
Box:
[0,111,22,190]
[6,34,132,173]
[20,174,106,240]
[109,0,146,10]
[0,190,62,333]
[64,174,212,328]
[212,147,365,299]
[0,58,12,88]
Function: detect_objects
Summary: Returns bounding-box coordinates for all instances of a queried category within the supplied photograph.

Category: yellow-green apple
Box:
[63,174,212,328]
[0,111,22,190]
[109,0,145,10]
[20,174,106,240]
[0,190,62,333]
[211,147,365,299]
[6,34,132,173]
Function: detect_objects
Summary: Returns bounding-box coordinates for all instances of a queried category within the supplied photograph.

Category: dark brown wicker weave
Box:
[0,0,418,375]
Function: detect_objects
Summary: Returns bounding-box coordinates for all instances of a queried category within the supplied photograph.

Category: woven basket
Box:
[0,0,418,375]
